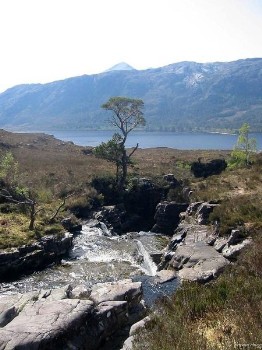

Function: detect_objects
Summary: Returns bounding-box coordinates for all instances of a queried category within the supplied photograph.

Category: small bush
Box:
[91,176,121,204]
[191,159,227,178]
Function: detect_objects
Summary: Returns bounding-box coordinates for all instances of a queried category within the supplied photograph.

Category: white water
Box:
[0,222,168,295]
[135,240,158,276]
[100,222,112,236]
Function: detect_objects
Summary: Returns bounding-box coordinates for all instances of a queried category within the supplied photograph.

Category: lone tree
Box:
[95,97,145,189]
[231,123,257,166]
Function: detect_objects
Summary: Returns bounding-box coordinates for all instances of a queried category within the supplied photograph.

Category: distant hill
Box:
[0,58,262,132]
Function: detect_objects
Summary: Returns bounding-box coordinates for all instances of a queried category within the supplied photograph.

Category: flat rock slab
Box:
[154,270,177,284]
[171,242,229,282]
[90,279,142,308]
[0,298,94,350]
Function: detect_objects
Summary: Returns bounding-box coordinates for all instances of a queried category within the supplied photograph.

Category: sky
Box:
[0,0,262,93]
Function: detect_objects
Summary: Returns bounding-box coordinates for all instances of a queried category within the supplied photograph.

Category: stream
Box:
[0,220,179,305]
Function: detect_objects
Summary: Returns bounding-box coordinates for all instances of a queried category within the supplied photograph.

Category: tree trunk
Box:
[119,149,128,190]
[29,203,36,230]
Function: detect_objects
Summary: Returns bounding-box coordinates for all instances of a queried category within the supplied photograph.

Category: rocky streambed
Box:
[0,201,251,349]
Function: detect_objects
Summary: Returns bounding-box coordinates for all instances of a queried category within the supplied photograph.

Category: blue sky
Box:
[0,0,262,92]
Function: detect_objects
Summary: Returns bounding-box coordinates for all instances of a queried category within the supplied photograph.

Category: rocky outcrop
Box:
[121,316,151,350]
[61,216,82,232]
[159,202,251,283]
[0,233,73,281]
[94,205,126,234]
[151,201,188,235]
[123,178,164,232]
[0,279,144,350]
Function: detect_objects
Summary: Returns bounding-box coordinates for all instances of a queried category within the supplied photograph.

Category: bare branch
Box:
[49,193,74,223]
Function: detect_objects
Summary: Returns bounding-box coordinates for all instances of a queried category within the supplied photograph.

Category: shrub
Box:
[191,159,227,178]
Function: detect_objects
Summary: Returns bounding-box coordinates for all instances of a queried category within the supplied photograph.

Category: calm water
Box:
[45,130,262,150]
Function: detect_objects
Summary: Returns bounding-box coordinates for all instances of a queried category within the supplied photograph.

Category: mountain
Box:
[0,58,262,131]
[105,62,135,72]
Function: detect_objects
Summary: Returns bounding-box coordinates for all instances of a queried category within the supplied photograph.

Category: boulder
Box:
[151,202,188,235]
[163,174,179,187]
[70,284,91,299]
[94,205,126,233]
[173,242,229,283]
[129,316,151,336]
[222,239,252,260]
[121,316,151,350]
[154,270,177,284]
[227,229,243,245]
[90,279,142,308]
[178,256,229,283]
[93,300,129,346]
[214,237,228,252]
[61,216,82,232]
[195,202,218,225]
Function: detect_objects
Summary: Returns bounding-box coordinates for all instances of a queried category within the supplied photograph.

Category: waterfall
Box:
[135,240,157,276]
[100,222,112,236]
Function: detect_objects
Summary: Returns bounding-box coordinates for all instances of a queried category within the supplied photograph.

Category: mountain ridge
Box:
[0,58,262,132]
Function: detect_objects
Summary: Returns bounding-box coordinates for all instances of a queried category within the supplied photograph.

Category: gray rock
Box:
[94,300,129,343]
[227,229,242,245]
[0,233,73,281]
[0,279,145,350]
[178,256,229,283]
[151,202,188,235]
[127,300,147,325]
[129,316,151,336]
[170,241,229,282]
[196,202,218,225]
[150,252,163,265]
[154,270,177,284]
[222,239,251,260]
[186,202,203,216]
[214,237,228,252]
[205,234,217,246]
[43,284,72,301]
[90,279,142,308]
[70,284,91,299]
[121,335,134,350]
[0,299,95,350]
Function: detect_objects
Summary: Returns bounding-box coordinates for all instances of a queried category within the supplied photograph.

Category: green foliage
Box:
[0,151,19,185]
[229,123,257,168]
[175,160,191,170]
[93,133,124,182]
[91,176,120,205]
[102,96,145,134]
[98,96,146,189]
[93,133,123,164]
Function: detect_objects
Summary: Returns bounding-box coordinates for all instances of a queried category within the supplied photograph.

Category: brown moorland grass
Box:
[0,129,231,191]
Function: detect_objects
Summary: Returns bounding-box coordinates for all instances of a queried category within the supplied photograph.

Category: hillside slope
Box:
[0,58,262,131]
